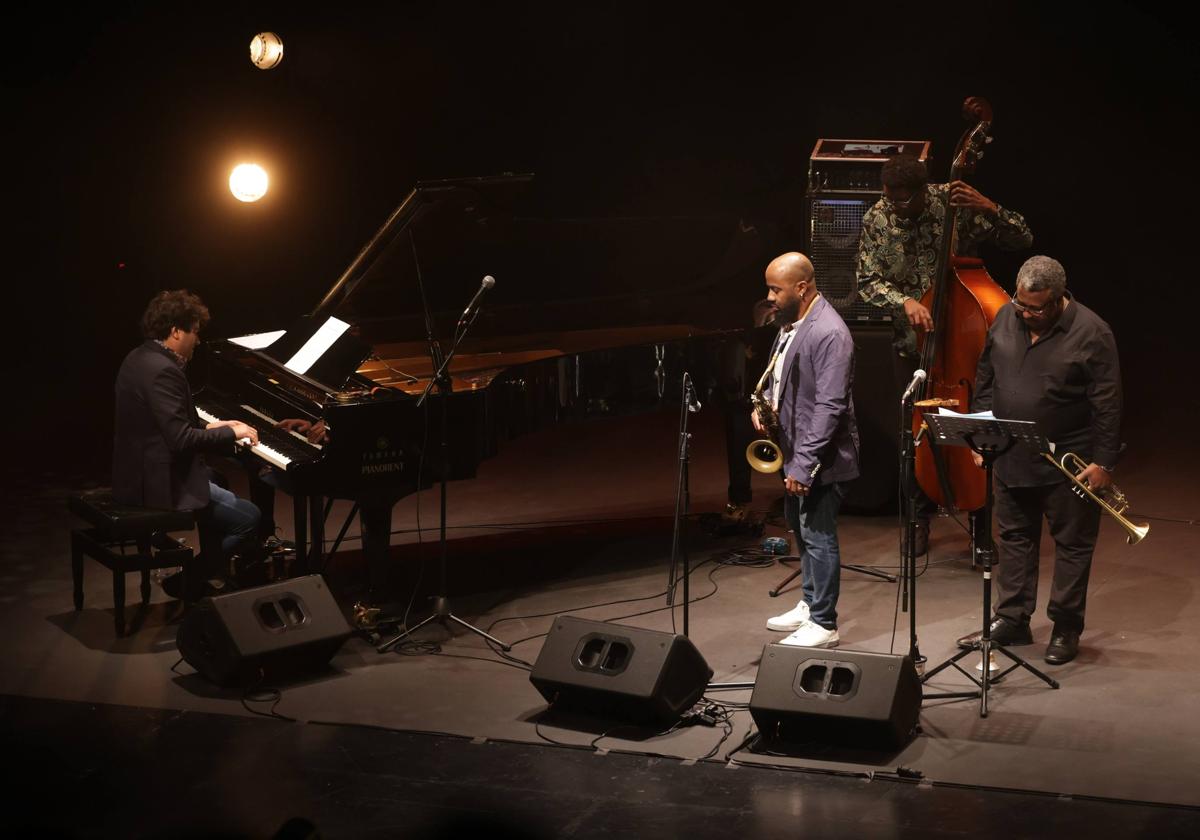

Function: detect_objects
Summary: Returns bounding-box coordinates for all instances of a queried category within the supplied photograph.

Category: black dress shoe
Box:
[956,617,1034,650]
[1045,628,1080,665]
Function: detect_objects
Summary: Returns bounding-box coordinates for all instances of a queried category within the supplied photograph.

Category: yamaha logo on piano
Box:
[362,437,405,475]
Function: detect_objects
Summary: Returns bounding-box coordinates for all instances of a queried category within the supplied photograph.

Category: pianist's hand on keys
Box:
[276,417,330,445]
[204,418,260,447]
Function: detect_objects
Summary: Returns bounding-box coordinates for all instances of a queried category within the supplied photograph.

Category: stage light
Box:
[229,163,269,202]
[249,32,284,70]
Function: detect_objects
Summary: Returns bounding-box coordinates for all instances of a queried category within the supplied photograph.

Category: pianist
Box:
[112,290,262,595]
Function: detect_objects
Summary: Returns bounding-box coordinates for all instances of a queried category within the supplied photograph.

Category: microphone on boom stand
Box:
[457,275,496,331]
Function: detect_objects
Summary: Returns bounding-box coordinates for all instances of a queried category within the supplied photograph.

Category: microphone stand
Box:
[665,373,698,636]
[378,267,510,653]
[899,382,925,670]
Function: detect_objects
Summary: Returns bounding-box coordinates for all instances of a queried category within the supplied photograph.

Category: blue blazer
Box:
[776,296,860,486]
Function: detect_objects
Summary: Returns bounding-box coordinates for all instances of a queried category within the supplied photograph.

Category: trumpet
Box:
[746,347,784,474]
[1043,451,1149,545]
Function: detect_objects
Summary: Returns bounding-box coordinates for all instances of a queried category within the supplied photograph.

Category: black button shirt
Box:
[973,294,1122,487]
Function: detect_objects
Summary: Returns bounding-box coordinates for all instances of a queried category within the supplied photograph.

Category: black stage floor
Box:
[6,693,1198,840]
[4,405,1199,837]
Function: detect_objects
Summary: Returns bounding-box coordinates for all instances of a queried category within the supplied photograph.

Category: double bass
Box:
[914,97,1012,513]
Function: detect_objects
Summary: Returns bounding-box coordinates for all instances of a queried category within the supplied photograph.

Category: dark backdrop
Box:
[7,1,1195,476]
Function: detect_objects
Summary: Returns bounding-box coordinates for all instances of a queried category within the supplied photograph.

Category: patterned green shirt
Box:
[855,183,1033,356]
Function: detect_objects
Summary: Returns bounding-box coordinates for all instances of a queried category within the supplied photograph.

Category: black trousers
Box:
[722,397,755,505]
[993,478,1102,633]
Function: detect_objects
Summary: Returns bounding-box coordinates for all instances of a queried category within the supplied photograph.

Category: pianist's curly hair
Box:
[880,155,928,191]
[140,290,211,340]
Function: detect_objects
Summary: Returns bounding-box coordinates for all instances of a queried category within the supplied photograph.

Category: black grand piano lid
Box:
[309,173,768,343]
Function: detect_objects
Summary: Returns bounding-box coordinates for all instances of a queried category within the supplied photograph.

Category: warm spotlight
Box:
[249,32,284,70]
[229,163,269,202]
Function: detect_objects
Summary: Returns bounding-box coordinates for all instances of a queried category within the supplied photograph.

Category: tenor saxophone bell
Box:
[746,436,784,474]
[747,346,786,474]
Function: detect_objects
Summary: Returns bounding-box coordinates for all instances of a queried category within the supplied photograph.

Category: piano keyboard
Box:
[196,406,308,471]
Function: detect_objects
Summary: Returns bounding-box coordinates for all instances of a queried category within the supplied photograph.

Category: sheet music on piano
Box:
[231,315,372,391]
[229,330,286,350]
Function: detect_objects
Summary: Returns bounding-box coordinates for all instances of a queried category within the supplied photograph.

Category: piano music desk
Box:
[68,490,197,636]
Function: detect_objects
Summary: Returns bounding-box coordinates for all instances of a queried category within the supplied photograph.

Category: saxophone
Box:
[746,347,785,474]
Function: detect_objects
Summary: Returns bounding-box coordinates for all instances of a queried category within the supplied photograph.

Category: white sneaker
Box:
[766,601,811,631]
[780,622,840,648]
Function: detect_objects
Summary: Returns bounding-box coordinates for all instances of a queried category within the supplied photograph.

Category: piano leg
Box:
[307,495,325,575]
[293,495,308,576]
[359,501,394,602]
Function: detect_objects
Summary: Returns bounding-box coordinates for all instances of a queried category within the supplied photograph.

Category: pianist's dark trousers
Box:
[207,481,261,555]
[185,482,260,590]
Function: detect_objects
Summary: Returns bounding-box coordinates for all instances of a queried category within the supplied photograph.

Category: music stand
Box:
[919,412,1059,717]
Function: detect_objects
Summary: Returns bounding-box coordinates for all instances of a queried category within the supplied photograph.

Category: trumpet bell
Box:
[1126,522,1150,546]
[746,439,783,474]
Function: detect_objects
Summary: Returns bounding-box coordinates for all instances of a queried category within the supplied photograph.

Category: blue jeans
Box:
[786,481,847,630]
[207,481,261,555]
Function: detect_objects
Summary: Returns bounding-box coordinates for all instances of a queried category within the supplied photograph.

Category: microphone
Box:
[682,372,702,414]
[901,369,927,403]
[458,275,496,327]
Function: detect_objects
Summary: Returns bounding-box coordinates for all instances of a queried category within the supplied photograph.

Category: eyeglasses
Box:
[1010,295,1061,316]
[882,190,923,210]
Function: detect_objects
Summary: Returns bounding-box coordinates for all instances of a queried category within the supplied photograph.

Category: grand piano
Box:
[192,174,768,590]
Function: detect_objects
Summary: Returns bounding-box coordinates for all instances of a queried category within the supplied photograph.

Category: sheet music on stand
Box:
[925,408,1047,456]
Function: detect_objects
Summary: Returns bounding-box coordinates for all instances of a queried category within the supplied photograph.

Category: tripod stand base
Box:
[922,641,1058,717]
[376,596,511,653]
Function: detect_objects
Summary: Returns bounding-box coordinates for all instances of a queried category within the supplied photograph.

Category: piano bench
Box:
[68,489,198,637]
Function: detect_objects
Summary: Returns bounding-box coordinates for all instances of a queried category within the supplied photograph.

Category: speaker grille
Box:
[806,197,886,322]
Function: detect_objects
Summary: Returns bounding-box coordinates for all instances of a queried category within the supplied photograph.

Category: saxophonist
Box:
[755,253,860,648]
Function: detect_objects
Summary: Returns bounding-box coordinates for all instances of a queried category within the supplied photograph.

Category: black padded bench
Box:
[69,489,198,636]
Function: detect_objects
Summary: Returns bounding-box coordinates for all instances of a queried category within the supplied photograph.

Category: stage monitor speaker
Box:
[177,575,351,687]
[750,644,921,751]
[529,616,713,726]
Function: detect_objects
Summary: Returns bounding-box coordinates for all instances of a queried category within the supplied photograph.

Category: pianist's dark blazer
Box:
[112,340,236,511]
